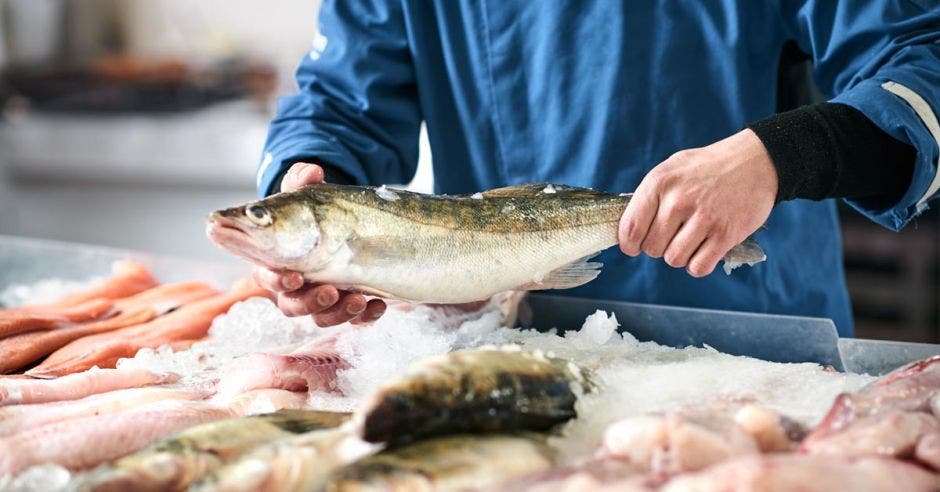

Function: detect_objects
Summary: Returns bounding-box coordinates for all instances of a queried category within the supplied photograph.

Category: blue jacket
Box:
[258,1,940,337]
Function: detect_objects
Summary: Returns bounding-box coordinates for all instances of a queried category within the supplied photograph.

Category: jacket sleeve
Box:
[782,0,940,231]
[255,0,421,198]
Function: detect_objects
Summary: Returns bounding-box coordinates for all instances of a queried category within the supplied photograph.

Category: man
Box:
[252,1,939,335]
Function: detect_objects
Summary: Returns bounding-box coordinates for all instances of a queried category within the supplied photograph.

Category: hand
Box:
[253,162,387,326]
[618,129,777,277]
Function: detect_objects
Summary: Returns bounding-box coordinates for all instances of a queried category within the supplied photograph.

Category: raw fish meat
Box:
[659,455,940,492]
[0,298,114,338]
[0,368,177,406]
[27,279,269,377]
[0,389,306,476]
[0,387,205,437]
[0,282,218,373]
[215,336,346,401]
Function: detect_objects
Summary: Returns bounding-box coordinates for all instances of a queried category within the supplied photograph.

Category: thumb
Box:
[281,162,326,192]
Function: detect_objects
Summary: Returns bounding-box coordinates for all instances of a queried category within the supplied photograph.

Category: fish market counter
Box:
[2,234,937,376]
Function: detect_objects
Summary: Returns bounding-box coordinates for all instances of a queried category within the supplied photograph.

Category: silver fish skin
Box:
[206,183,767,304]
[324,433,555,492]
[78,410,350,492]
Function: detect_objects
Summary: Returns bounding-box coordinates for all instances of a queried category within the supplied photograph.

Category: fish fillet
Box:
[0,298,115,338]
[215,337,346,402]
[0,387,205,437]
[0,368,177,406]
[27,279,270,378]
[0,400,233,476]
[0,282,218,374]
[659,455,940,492]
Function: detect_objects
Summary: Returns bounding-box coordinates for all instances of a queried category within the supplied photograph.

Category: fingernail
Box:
[281,275,302,290]
[316,291,333,307]
[347,300,366,315]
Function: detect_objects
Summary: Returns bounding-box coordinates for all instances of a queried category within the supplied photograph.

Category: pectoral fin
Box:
[519,255,603,291]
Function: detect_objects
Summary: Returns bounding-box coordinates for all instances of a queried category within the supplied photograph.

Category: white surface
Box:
[2,101,266,187]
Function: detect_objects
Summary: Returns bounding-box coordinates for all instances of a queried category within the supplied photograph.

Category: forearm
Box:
[749,103,916,204]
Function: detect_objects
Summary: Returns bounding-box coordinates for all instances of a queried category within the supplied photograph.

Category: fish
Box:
[0,400,232,476]
[599,403,803,475]
[324,433,556,492]
[658,455,940,492]
[79,409,350,492]
[0,282,218,374]
[214,336,346,402]
[0,298,115,338]
[801,410,940,461]
[26,279,270,378]
[802,355,940,447]
[206,183,767,304]
[356,347,590,447]
[0,368,178,406]
[0,389,306,477]
[0,387,205,438]
[191,427,374,492]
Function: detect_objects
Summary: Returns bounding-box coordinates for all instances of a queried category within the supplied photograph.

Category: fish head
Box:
[206,195,322,270]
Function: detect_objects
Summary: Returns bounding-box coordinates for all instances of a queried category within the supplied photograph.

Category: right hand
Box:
[252,162,387,326]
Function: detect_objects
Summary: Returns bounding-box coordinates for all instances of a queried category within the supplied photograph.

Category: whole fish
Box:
[206,183,766,304]
[191,428,375,492]
[324,433,555,492]
[79,410,350,492]
[356,347,590,447]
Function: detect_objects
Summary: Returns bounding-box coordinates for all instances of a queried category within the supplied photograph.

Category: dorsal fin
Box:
[479,183,602,199]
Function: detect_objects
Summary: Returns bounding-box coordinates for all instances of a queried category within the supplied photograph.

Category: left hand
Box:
[618,129,777,277]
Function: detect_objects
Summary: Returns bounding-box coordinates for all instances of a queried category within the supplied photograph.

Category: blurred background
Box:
[0,0,935,342]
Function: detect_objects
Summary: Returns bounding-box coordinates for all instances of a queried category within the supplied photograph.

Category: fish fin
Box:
[478,183,603,199]
[519,255,603,291]
[721,238,767,275]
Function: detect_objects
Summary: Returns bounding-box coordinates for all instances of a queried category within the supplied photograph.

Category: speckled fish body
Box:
[356,347,590,447]
[207,183,766,304]
[191,428,375,492]
[81,410,350,492]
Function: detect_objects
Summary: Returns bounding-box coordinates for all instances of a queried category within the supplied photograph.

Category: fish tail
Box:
[721,237,767,275]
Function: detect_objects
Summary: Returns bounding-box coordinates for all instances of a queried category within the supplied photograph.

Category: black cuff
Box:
[269,159,356,196]
[748,103,915,204]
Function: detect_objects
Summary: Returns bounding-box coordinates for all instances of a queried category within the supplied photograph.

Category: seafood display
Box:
[1,258,939,492]
[206,183,766,304]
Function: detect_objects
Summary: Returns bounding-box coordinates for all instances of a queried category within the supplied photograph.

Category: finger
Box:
[687,236,731,278]
[253,268,304,293]
[281,162,325,192]
[619,190,659,256]
[313,293,368,327]
[351,299,387,325]
[663,217,709,268]
[641,206,685,259]
[276,284,340,317]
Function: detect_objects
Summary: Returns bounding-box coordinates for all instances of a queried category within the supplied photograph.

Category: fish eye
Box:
[245,204,273,226]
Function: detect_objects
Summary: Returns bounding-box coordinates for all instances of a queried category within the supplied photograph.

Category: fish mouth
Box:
[206,213,278,269]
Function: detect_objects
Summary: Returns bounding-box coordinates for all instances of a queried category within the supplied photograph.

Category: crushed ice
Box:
[542,184,557,194]
[470,192,484,200]
[0,275,864,469]
[0,277,101,307]
[374,185,400,201]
